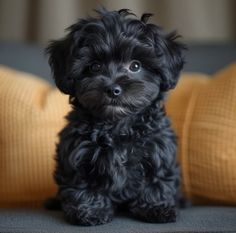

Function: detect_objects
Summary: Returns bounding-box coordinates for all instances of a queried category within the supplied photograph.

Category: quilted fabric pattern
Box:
[166,63,236,204]
[1,64,236,206]
[0,66,70,207]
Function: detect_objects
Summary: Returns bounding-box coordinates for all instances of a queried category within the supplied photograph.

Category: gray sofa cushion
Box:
[184,43,236,75]
[0,42,52,84]
[0,206,236,233]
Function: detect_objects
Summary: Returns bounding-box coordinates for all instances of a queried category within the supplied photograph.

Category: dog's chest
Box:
[82,124,148,193]
[92,139,145,200]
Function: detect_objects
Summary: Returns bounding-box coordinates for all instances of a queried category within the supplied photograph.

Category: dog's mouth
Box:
[92,97,128,120]
[104,99,124,109]
[103,105,129,120]
[78,92,143,120]
[107,97,121,106]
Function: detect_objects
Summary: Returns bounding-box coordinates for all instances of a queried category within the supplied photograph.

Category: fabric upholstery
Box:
[0,66,70,207]
[0,207,236,233]
[1,64,236,207]
[166,63,236,204]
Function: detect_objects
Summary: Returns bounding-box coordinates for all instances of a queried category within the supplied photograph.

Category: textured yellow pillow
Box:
[0,66,70,207]
[166,63,236,204]
[1,64,236,207]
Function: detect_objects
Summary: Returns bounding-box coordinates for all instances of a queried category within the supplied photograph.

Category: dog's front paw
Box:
[63,202,114,226]
[130,204,177,223]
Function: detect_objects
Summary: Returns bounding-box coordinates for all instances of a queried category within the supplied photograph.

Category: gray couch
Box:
[0,42,236,233]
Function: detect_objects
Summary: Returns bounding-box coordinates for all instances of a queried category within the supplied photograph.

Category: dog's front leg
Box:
[59,187,114,226]
[128,183,177,223]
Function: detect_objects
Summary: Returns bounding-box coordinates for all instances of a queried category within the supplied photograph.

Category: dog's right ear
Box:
[46,37,75,95]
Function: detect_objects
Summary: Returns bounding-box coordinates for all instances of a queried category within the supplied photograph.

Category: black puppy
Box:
[46,8,185,226]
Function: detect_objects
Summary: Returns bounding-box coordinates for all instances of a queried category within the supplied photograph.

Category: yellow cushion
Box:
[0,66,70,207]
[166,63,236,204]
[1,64,236,207]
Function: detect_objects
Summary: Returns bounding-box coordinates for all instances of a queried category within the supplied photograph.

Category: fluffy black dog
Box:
[46,8,185,226]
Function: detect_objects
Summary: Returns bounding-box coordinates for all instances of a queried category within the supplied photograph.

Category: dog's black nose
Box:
[106,84,122,98]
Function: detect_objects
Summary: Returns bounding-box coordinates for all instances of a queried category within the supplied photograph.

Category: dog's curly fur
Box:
[46,8,185,226]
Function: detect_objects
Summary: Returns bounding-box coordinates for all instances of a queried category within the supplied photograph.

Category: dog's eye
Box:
[90,62,102,73]
[129,60,141,72]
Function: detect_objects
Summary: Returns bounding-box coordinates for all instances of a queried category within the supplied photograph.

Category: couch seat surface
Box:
[0,206,236,233]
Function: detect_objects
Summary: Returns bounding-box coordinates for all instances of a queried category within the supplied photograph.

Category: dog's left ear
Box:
[153,30,186,91]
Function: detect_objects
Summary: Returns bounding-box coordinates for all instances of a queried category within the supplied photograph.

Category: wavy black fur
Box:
[46,8,185,226]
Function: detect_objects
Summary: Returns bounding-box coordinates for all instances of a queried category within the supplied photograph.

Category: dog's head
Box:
[46,9,185,120]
